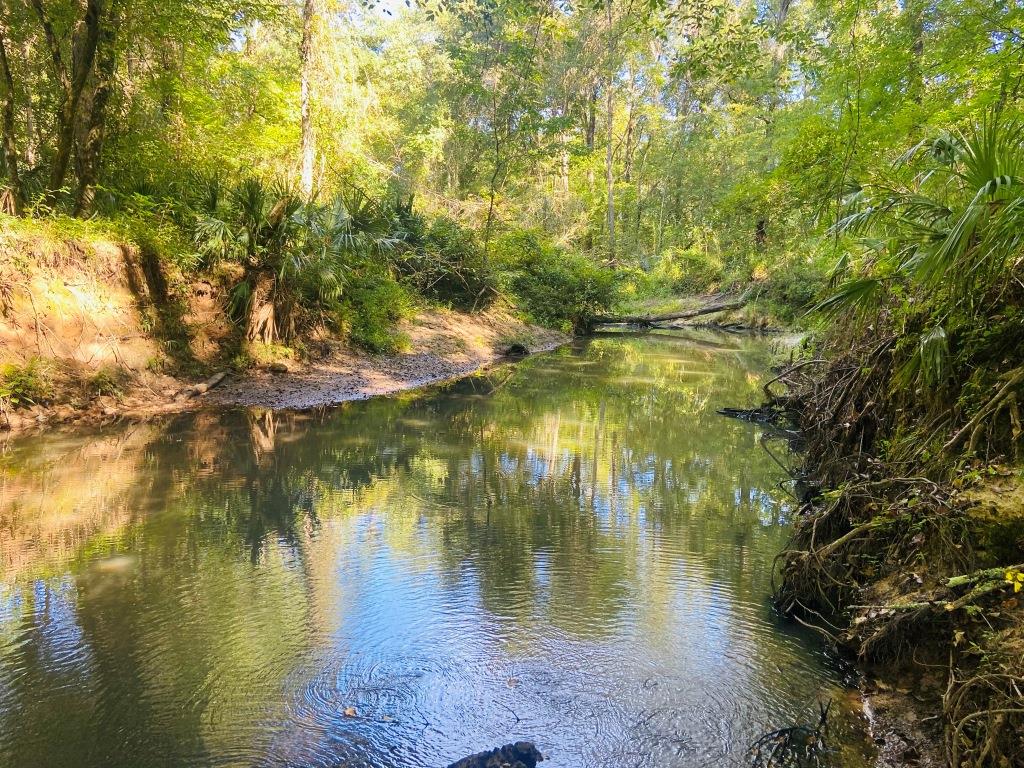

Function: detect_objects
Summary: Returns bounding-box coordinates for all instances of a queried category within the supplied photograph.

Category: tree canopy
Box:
[0,0,1016,262]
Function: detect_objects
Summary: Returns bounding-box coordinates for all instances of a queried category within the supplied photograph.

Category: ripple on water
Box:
[0,334,873,768]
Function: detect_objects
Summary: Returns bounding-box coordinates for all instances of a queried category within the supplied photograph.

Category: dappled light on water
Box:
[0,331,872,767]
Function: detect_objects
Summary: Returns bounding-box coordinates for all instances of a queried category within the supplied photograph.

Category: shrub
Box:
[341,269,415,353]
[390,200,495,309]
[88,365,130,398]
[756,255,829,321]
[191,178,403,345]
[0,359,52,409]
[653,241,725,294]
[492,230,618,332]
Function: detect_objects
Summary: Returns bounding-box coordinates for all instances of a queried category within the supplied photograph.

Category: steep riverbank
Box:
[763,348,1024,768]
[0,225,565,435]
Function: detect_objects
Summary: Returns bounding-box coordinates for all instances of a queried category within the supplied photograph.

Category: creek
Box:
[0,331,873,767]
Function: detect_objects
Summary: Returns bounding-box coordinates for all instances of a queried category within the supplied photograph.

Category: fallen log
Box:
[587,297,746,330]
[178,371,228,400]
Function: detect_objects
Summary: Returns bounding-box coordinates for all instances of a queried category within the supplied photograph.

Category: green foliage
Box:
[2,0,1022,343]
[652,235,725,294]
[341,270,415,354]
[830,116,1024,316]
[492,230,618,332]
[813,115,1024,463]
[390,200,495,309]
[191,176,404,345]
[88,366,130,398]
[0,359,52,409]
[757,257,829,319]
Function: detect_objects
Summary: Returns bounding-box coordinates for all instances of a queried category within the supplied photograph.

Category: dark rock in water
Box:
[446,741,543,768]
[502,343,530,357]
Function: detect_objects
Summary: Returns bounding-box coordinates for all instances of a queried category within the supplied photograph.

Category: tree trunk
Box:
[246,270,278,345]
[30,0,101,199]
[587,296,748,330]
[73,1,118,217]
[586,85,596,192]
[655,185,666,253]
[22,39,38,169]
[604,0,616,266]
[906,0,925,105]
[560,141,570,194]
[483,87,502,263]
[623,100,635,183]
[559,101,570,196]
[299,0,317,199]
[0,20,24,215]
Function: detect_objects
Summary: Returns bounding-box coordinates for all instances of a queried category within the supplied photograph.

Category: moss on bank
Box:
[767,348,1024,768]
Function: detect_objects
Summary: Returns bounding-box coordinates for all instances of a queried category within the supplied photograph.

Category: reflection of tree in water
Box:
[0,331,804,767]
[5,331,790,622]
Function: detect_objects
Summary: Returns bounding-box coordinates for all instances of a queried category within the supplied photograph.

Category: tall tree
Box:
[299,0,318,198]
[73,0,120,215]
[0,12,24,215]
[604,0,615,265]
[29,0,101,198]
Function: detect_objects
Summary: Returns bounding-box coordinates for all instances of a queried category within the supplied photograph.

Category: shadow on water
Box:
[0,331,874,768]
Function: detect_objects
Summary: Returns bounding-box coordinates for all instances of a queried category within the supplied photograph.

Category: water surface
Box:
[0,332,870,767]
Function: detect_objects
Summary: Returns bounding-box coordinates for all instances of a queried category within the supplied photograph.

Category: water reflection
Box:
[0,332,870,767]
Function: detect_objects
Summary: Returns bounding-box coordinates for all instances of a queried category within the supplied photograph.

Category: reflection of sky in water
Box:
[0,332,871,768]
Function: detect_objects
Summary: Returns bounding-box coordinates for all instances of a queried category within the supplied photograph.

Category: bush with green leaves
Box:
[0,359,51,410]
[341,268,415,353]
[192,177,404,350]
[754,254,830,322]
[390,199,495,309]
[492,230,618,332]
[815,114,1024,464]
[652,234,725,294]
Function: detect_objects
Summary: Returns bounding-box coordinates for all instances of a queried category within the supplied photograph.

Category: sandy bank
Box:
[1,308,567,436]
[208,307,567,409]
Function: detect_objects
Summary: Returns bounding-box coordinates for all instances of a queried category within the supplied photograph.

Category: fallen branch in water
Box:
[587,296,747,329]
[446,742,543,768]
[749,700,833,768]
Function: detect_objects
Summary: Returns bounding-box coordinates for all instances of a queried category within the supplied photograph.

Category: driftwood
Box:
[587,297,746,330]
[178,371,227,400]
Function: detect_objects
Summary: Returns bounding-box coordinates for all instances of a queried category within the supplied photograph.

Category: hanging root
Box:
[749,701,833,768]
[772,475,962,634]
[944,367,1024,455]
[944,632,1024,768]
[760,320,1024,765]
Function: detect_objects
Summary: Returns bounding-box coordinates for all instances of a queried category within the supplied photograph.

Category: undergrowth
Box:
[766,115,1024,768]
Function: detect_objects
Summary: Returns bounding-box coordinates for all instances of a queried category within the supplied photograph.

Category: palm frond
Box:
[811,276,884,318]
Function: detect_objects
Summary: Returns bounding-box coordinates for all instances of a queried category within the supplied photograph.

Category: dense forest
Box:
[2,0,1024,766]
[1,0,1018,338]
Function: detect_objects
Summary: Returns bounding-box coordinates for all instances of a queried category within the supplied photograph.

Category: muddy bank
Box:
[1,308,567,436]
[208,308,566,409]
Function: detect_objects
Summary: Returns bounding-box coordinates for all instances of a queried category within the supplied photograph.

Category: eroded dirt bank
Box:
[1,308,566,435]
[762,350,1024,768]
[0,226,567,436]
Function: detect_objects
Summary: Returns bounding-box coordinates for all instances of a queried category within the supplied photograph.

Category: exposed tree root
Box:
[761,323,1024,767]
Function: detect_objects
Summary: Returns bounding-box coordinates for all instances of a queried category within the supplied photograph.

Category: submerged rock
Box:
[446,742,543,768]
